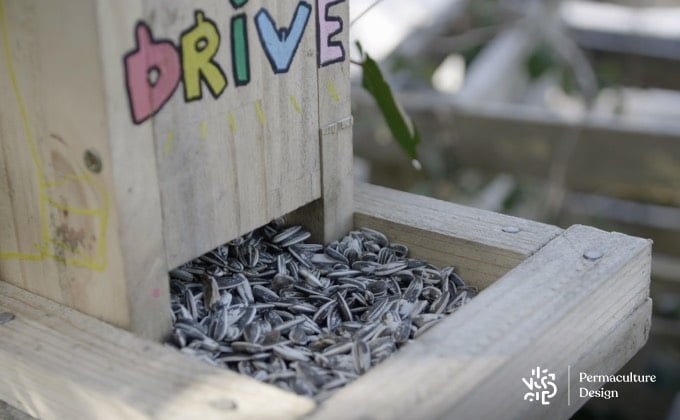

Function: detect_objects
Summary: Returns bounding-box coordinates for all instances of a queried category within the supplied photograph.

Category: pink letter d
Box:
[124,23,181,124]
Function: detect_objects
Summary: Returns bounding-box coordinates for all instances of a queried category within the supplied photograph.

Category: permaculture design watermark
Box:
[522,366,558,405]
[522,365,658,406]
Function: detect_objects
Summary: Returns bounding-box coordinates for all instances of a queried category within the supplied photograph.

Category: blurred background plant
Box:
[349,0,680,418]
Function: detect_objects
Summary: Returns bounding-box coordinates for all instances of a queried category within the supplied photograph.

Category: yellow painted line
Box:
[200,121,207,140]
[0,252,44,262]
[163,132,175,155]
[46,198,106,217]
[43,173,96,189]
[228,112,237,134]
[255,100,266,125]
[290,95,301,114]
[326,80,340,103]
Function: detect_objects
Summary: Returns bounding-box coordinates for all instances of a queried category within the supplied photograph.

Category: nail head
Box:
[583,250,603,261]
[502,226,521,234]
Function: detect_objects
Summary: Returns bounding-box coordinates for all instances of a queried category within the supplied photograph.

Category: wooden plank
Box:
[288,0,353,243]
[563,0,680,61]
[448,108,680,206]
[287,118,354,244]
[314,0,353,243]
[311,224,651,419]
[0,281,315,420]
[2,0,342,339]
[0,0,142,332]
[352,93,680,206]
[563,192,680,232]
[353,183,562,289]
[559,191,680,258]
[129,1,322,267]
[94,0,170,340]
[585,50,680,91]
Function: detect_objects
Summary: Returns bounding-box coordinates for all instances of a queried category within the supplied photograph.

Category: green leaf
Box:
[525,44,557,80]
[357,42,420,161]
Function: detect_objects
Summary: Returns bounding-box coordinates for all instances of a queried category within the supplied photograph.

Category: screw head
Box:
[83,149,102,173]
[502,226,521,234]
[0,312,15,325]
[583,250,603,261]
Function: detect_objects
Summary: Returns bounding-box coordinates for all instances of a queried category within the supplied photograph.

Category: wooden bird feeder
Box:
[0,1,651,419]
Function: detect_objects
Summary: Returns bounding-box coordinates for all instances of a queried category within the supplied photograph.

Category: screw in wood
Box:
[83,149,102,173]
[583,250,603,261]
[0,312,15,325]
[502,226,521,234]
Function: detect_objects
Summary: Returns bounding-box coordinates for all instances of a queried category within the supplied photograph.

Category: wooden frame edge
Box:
[353,183,563,289]
[0,281,315,420]
[311,223,651,419]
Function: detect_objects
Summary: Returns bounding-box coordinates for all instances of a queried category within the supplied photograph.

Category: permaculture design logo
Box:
[522,366,558,405]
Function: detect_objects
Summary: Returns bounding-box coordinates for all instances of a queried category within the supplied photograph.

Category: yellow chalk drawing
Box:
[0,0,108,271]
[228,112,237,134]
[255,100,266,126]
[200,121,207,140]
[326,80,340,103]
[163,132,175,155]
[289,95,301,114]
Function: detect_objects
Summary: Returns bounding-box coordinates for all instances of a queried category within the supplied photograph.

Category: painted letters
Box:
[124,23,181,124]
[255,2,312,74]
[316,0,346,67]
[180,11,228,101]
[123,2,347,124]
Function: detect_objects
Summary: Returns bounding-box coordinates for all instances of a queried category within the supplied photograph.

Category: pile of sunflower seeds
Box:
[168,219,476,400]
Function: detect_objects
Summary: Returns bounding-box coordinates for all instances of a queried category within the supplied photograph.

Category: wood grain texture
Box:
[318,117,354,243]
[311,224,652,420]
[95,0,170,340]
[0,0,132,330]
[289,0,353,244]
[0,281,315,420]
[289,117,354,245]
[1,0,345,339]
[354,183,562,289]
[139,1,322,267]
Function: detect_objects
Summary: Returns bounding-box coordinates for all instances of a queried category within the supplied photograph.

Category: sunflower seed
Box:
[273,344,311,362]
[352,340,371,374]
[244,322,263,344]
[231,341,265,354]
[289,324,309,345]
[271,225,302,244]
[168,219,474,401]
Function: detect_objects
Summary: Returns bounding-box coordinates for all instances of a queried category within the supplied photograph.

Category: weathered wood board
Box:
[135,0,323,267]
[0,281,315,420]
[354,183,562,289]
[0,184,652,420]
[353,91,680,206]
[0,0,139,333]
[0,0,351,339]
[310,211,652,419]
